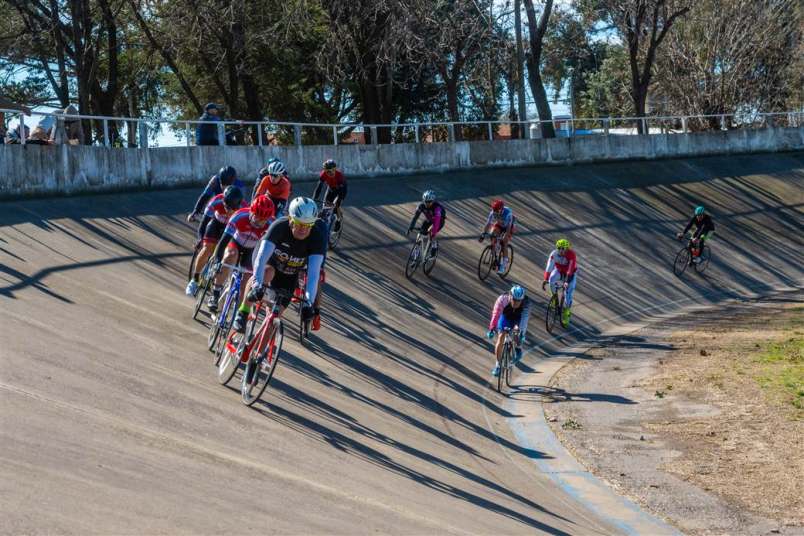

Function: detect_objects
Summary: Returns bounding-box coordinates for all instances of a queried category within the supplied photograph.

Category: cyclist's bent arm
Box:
[196,215,211,241]
[212,232,233,263]
[192,176,218,215]
[544,251,557,279]
[304,254,324,304]
[408,207,422,231]
[488,294,507,331]
[312,180,324,202]
[681,216,695,236]
[251,239,277,287]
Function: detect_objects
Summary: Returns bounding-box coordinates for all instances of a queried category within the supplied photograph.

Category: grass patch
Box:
[753,333,803,413]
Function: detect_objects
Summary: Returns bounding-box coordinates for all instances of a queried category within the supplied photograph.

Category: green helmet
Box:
[556,238,571,250]
[694,206,705,216]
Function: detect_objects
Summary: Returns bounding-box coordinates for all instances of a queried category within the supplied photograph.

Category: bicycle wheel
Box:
[212,294,239,363]
[546,293,560,333]
[497,345,508,393]
[504,347,514,388]
[192,258,215,320]
[673,246,690,276]
[405,242,421,279]
[694,246,711,274]
[298,306,310,346]
[499,245,514,278]
[477,246,494,281]
[207,280,232,350]
[217,331,244,385]
[423,243,438,276]
[328,217,343,250]
[242,319,284,406]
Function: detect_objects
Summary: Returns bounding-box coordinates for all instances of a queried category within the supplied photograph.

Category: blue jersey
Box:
[192,174,245,215]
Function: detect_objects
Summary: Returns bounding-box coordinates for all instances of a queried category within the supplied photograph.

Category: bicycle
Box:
[545,277,568,333]
[319,202,343,250]
[673,235,712,276]
[216,287,294,406]
[404,227,437,279]
[192,256,219,320]
[477,232,514,281]
[209,263,251,359]
[496,327,520,393]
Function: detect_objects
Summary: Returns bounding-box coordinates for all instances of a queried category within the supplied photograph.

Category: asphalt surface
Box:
[1,152,803,535]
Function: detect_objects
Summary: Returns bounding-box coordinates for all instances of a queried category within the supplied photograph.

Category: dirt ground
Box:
[545,295,804,536]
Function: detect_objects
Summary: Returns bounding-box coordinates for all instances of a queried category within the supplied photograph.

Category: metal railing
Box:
[1,108,802,149]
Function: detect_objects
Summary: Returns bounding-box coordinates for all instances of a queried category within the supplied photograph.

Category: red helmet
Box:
[491,199,504,212]
[250,195,275,221]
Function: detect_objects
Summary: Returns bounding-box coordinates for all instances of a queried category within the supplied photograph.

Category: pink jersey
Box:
[223,208,270,249]
[544,249,578,280]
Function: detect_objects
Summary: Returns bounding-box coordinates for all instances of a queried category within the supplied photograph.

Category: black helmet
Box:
[222,185,243,210]
[323,159,337,170]
[218,165,237,186]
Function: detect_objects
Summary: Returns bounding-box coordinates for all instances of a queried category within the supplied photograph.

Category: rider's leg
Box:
[193,242,215,280]
[563,275,577,324]
[209,245,237,311]
[491,331,504,376]
[234,265,275,333]
[499,228,512,272]
[548,268,562,293]
[312,269,325,331]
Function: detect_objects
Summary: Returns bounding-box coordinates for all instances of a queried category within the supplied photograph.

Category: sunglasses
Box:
[291,219,315,229]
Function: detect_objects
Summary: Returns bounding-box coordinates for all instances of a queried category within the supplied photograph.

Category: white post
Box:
[448,123,455,143]
[102,119,109,147]
[487,122,493,141]
[414,121,419,143]
[332,125,338,146]
[217,121,226,145]
[720,115,726,130]
[258,123,263,147]
[682,116,688,134]
[18,114,25,145]
[294,124,302,146]
[186,122,191,146]
[604,117,610,136]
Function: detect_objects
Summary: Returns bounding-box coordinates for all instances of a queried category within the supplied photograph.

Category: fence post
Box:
[257,123,263,147]
[332,125,338,146]
[369,126,377,145]
[138,121,149,149]
[414,121,419,144]
[603,117,610,136]
[720,115,726,130]
[217,122,226,145]
[102,119,110,147]
[185,122,191,146]
[448,123,455,143]
[641,117,648,135]
[487,122,493,141]
[18,114,26,145]
[682,116,688,134]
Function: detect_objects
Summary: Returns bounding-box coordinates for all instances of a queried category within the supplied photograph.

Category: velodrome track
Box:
[1,152,802,534]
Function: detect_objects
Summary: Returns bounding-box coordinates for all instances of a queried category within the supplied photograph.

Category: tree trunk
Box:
[514,0,527,128]
[523,0,556,138]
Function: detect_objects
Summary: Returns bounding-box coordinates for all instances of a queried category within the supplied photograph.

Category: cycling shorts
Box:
[202,219,227,245]
[225,242,254,271]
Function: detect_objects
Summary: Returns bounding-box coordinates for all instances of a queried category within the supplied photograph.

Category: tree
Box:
[522,0,556,138]
[655,0,802,129]
[580,0,690,133]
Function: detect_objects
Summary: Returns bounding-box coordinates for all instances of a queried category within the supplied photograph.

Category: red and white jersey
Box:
[204,193,246,224]
[544,249,578,280]
[223,208,271,249]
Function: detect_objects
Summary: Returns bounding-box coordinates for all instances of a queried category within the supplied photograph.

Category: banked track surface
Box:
[1,153,802,535]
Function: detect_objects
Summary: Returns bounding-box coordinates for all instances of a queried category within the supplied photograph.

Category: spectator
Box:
[60,104,83,145]
[196,102,223,146]
[0,96,31,144]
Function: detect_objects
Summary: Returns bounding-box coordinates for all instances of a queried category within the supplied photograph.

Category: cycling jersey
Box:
[313,170,347,204]
[253,175,291,203]
[488,294,531,336]
[318,169,346,190]
[682,213,715,239]
[409,202,446,237]
[192,174,245,215]
[544,249,578,282]
[486,207,514,230]
[221,208,270,249]
[252,217,328,304]
[204,193,245,224]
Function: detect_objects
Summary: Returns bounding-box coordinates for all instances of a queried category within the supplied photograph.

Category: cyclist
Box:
[479,199,515,275]
[676,205,715,266]
[185,185,246,296]
[253,160,292,215]
[312,159,347,232]
[187,165,244,223]
[485,285,530,377]
[406,190,446,255]
[541,238,578,326]
[233,197,328,333]
[207,195,275,313]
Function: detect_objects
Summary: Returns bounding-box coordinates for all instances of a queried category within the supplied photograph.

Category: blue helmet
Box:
[510,285,526,300]
[694,205,705,216]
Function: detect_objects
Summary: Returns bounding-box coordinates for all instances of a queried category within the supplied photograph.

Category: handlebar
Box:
[221,263,253,274]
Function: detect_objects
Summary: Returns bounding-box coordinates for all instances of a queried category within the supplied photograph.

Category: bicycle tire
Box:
[212,297,239,364]
[298,306,310,346]
[477,245,494,281]
[405,241,421,279]
[673,246,690,276]
[328,217,343,250]
[694,246,711,274]
[498,245,514,279]
[192,258,215,320]
[217,331,243,385]
[423,243,437,276]
[207,279,232,350]
[546,293,560,333]
[497,344,508,393]
[242,319,284,406]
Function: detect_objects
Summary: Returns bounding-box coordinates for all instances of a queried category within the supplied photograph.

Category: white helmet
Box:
[288,197,318,224]
[267,160,287,176]
[422,190,436,202]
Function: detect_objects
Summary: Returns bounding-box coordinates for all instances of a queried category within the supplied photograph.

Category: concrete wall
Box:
[1,126,802,197]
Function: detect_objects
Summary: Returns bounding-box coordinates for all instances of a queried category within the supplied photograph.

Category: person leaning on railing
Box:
[196,102,223,146]
[0,96,31,144]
